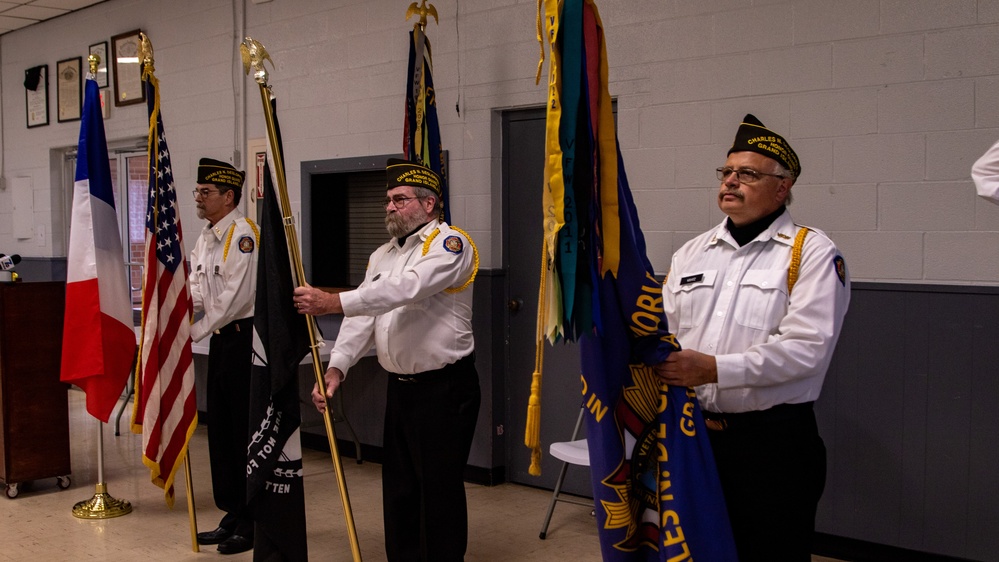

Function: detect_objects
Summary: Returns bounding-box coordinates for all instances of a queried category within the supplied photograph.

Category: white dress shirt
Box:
[188,208,258,342]
[328,220,476,376]
[663,210,850,414]
[972,138,999,204]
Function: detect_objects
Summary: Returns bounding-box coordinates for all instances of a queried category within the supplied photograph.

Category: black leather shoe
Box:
[196,526,232,545]
[217,534,253,555]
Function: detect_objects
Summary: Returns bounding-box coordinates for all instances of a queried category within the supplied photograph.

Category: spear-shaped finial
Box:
[405,0,438,30]
[240,37,273,86]
[139,31,154,76]
[88,54,100,76]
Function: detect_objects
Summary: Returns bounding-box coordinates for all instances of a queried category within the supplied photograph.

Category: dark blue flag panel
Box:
[404,28,449,223]
[553,0,740,559]
[580,146,738,562]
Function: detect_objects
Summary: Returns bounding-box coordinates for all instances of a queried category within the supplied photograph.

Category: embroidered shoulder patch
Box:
[443,235,464,255]
[238,235,255,253]
[833,255,846,286]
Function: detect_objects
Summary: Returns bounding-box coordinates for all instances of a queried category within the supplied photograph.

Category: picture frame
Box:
[57,57,82,123]
[89,41,109,88]
[111,29,145,107]
[25,64,48,128]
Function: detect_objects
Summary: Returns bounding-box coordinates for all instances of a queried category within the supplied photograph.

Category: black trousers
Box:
[707,403,826,562]
[206,317,254,537]
[383,354,481,562]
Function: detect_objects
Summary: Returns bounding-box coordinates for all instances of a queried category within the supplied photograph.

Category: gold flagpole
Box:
[184,454,200,552]
[240,37,362,562]
[137,33,199,551]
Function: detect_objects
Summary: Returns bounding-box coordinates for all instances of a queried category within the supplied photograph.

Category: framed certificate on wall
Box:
[89,41,109,88]
[57,57,82,123]
[111,29,145,107]
[25,64,48,128]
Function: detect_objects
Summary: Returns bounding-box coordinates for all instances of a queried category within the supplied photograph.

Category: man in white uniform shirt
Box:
[658,115,850,561]
[189,158,258,555]
[294,158,480,562]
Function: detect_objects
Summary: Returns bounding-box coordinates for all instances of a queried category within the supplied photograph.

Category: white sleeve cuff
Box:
[714,353,746,390]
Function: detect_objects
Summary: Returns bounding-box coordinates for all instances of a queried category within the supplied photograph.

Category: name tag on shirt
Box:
[680,273,704,286]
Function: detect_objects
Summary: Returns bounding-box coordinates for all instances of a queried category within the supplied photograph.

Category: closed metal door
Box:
[502,108,589,496]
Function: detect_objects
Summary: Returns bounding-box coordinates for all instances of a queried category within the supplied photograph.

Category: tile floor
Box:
[0,389,843,561]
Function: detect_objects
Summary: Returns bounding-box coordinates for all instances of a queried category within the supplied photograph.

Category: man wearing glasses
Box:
[189,158,259,555]
[294,158,480,562]
[657,115,850,561]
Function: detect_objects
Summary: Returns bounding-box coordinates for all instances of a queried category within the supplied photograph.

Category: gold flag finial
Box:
[88,54,99,76]
[139,31,154,76]
[240,37,272,86]
[405,0,438,30]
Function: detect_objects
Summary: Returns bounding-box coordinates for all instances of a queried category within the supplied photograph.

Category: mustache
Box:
[719,189,744,201]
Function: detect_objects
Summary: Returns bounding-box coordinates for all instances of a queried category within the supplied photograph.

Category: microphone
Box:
[0,254,21,271]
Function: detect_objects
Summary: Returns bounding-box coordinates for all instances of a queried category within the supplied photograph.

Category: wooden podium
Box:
[0,281,71,498]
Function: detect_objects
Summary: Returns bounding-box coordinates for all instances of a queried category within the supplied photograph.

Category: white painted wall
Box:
[2,0,999,284]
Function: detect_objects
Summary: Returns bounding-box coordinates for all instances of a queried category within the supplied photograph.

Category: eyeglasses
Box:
[716,167,785,184]
[192,187,221,198]
[384,195,423,209]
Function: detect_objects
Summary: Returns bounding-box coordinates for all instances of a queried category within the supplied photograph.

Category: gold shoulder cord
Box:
[422,226,479,293]
[222,218,260,263]
[787,227,810,296]
[246,218,260,244]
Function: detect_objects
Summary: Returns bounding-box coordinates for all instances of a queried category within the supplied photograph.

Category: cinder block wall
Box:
[2,0,999,286]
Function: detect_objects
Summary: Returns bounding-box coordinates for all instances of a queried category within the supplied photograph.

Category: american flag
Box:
[132,71,198,508]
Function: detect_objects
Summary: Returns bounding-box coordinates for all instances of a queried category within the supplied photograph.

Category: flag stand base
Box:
[72,483,132,519]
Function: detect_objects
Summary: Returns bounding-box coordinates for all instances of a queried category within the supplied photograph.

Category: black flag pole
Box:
[240,37,362,562]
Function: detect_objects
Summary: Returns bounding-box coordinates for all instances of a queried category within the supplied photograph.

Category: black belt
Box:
[702,401,814,432]
[214,317,253,336]
[391,353,475,383]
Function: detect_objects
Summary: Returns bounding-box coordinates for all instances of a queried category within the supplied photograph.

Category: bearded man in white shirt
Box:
[657,115,851,562]
[293,159,480,562]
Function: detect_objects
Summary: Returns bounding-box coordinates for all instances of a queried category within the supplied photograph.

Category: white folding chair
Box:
[539,407,592,539]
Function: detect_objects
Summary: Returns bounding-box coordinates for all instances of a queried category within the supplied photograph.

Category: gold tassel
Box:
[529,446,543,477]
[525,240,550,476]
[525,370,543,475]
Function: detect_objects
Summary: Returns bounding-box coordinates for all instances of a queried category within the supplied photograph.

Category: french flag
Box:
[60,77,137,422]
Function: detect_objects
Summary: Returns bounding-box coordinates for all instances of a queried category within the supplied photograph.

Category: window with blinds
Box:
[309,169,387,289]
[345,173,387,286]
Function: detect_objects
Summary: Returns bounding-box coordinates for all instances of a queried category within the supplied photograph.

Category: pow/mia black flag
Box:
[248,96,311,561]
